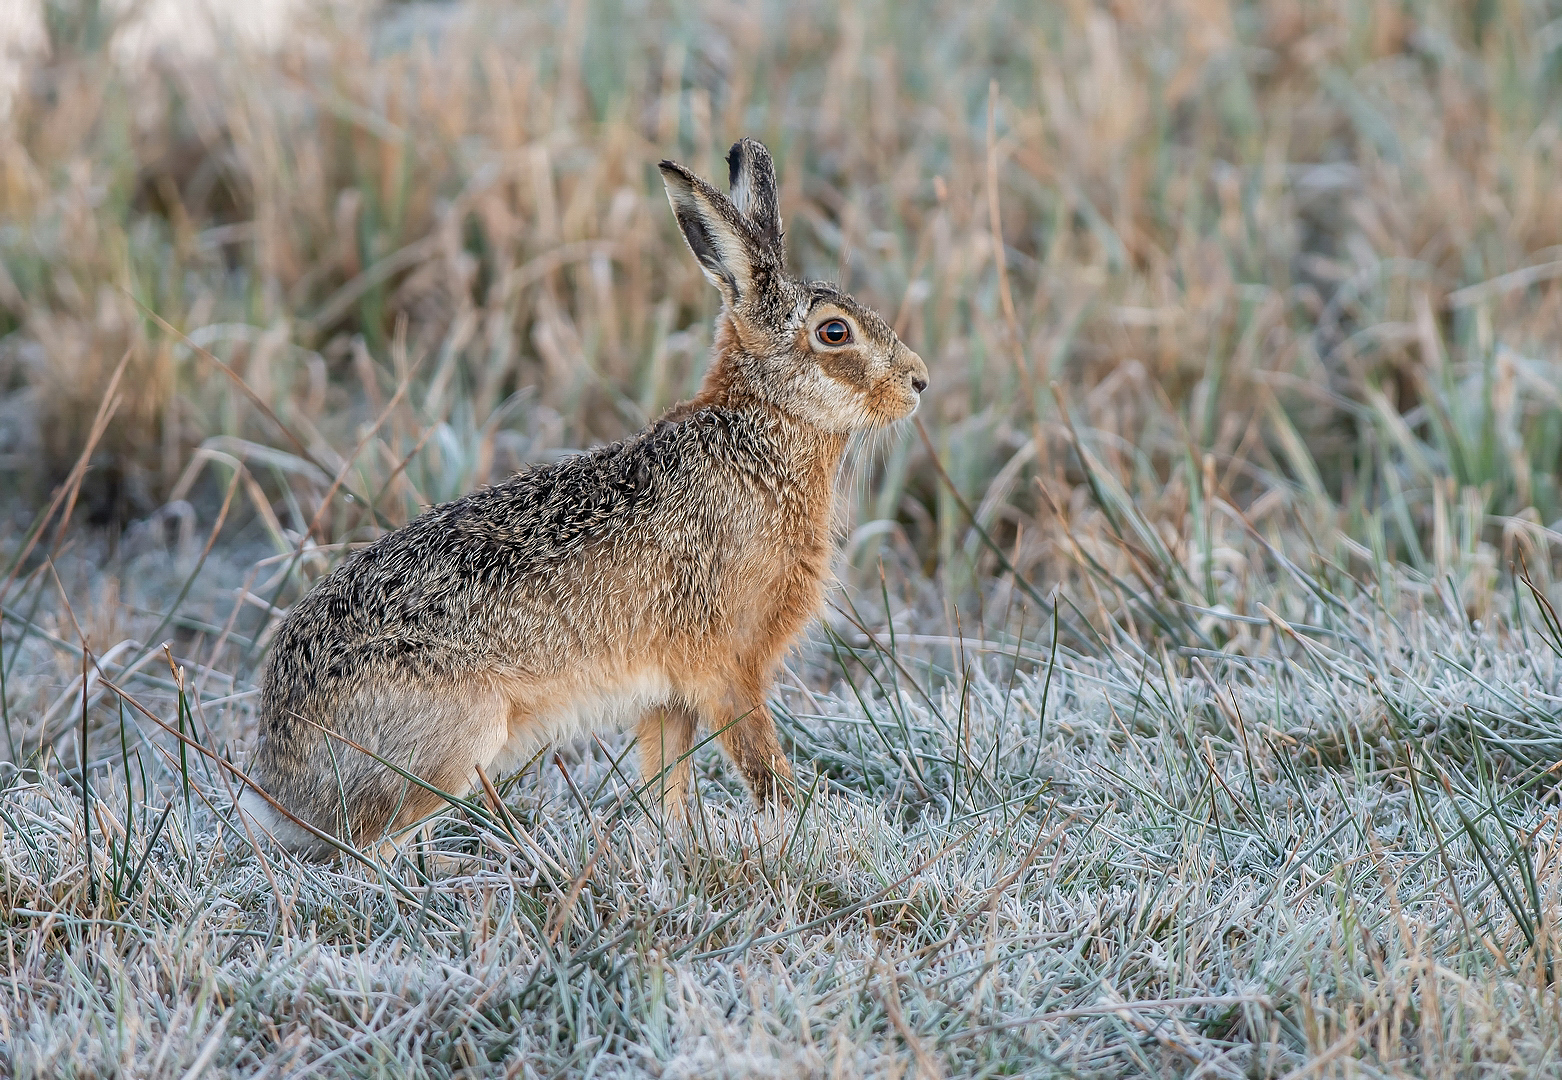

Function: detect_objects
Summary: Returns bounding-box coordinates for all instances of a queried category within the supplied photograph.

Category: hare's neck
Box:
[711,387,847,473]
[686,330,848,491]
[691,371,848,467]
[771,411,850,487]
[691,378,847,497]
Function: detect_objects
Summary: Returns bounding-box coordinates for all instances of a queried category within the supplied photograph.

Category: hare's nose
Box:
[901,347,929,393]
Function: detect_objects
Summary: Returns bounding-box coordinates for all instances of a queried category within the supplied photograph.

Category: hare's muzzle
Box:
[875,347,928,423]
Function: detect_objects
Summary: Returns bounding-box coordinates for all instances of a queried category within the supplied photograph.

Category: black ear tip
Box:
[658,160,696,191]
[726,142,745,185]
[726,138,771,173]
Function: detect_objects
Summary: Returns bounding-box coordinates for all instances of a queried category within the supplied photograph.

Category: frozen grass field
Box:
[6,0,1562,1075]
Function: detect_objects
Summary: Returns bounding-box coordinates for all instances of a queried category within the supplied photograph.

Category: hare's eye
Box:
[816,319,852,347]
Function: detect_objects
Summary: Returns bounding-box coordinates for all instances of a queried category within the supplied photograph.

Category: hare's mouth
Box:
[862,387,921,429]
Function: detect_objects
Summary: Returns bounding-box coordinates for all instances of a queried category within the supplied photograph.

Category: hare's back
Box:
[263,418,743,697]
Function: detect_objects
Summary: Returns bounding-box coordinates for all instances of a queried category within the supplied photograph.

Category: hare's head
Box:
[660,139,928,433]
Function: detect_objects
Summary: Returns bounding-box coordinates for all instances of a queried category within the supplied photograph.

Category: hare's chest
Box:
[709,451,840,644]
[740,516,833,632]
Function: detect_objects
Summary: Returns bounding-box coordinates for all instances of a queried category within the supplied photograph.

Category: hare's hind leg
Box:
[329,681,512,853]
[243,681,511,857]
[637,704,698,811]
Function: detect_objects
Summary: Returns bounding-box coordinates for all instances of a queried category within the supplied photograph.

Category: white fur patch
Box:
[488,668,674,775]
[730,169,753,219]
[237,786,325,853]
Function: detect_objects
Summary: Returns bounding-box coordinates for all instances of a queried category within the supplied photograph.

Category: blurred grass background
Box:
[5,0,1562,625]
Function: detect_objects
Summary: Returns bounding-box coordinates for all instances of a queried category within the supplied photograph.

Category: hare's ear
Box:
[726,138,782,258]
[659,159,769,305]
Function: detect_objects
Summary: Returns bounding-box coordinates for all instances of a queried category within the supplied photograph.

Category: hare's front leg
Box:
[697,678,793,808]
[637,703,697,810]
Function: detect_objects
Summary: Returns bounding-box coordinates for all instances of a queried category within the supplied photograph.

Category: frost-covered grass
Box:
[5,533,1562,1077]
[8,0,1562,1074]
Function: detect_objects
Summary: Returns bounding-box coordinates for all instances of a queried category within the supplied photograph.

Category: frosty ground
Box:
[5,530,1562,1076]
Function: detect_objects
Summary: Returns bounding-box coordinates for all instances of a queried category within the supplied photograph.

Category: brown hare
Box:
[240,138,929,855]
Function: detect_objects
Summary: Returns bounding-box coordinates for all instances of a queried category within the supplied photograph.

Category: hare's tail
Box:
[237,784,332,856]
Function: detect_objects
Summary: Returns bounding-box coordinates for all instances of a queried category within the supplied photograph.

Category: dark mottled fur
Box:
[242,138,929,855]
